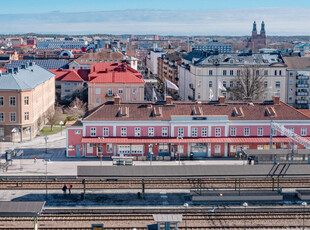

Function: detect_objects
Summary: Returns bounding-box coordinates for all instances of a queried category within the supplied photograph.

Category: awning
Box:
[81,137,297,144]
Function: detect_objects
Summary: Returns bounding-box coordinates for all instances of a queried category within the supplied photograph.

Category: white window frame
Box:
[103,127,109,137]
[178,128,184,137]
[244,127,250,136]
[215,128,221,137]
[162,127,168,137]
[121,127,127,137]
[106,143,113,153]
[24,112,29,121]
[135,127,141,137]
[215,145,221,153]
[0,112,4,122]
[24,96,29,106]
[107,88,113,96]
[230,127,236,136]
[148,127,154,137]
[272,128,277,136]
[0,127,4,136]
[192,128,198,137]
[75,130,81,134]
[202,128,208,137]
[95,88,101,94]
[9,96,16,107]
[301,127,307,136]
[118,88,123,94]
[10,112,16,122]
[132,88,138,94]
[257,127,263,136]
[90,127,96,137]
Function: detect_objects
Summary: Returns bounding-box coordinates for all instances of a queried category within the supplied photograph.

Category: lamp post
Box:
[302,201,307,230]
[59,121,64,136]
[42,159,52,200]
[177,136,183,166]
[243,202,248,230]
[149,144,153,165]
[184,203,189,230]
[44,136,48,154]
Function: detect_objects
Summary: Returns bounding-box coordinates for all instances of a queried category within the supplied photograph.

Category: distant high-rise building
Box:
[194,40,232,53]
[246,21,267,51]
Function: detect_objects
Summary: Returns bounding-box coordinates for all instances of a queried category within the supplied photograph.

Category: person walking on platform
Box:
[62,184,67,195]
[68,184,72,194]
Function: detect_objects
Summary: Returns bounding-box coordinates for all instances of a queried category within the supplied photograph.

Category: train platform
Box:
[0,158,247,176]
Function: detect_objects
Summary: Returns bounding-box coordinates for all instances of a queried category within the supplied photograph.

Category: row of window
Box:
[0,112,29,122]
[206,69,283,76]
[205,81,281,89]
[80,59,119,63]
[86,127,308,137]
[0,96,29,107]
[95,88,137,96]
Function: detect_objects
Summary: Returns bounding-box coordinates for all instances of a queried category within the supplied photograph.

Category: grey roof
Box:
[0,65,55,91]
[183,50,206,62]
[195,53,285,66]
[0,201,45,217]
[5,60,68,70]
[153,214,182,222]
[77,164,310,179]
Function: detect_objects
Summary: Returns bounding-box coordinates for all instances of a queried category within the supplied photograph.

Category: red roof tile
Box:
[84,101,310,121]
[49,69,90,82]
[61,71,84,82]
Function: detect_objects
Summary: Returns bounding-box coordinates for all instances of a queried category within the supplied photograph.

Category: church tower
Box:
[260,21,266,37]
[252,21,257,37]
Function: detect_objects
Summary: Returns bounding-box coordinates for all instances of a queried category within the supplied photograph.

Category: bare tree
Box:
[46,106,63,131]
[231,65,266,100]
[65,98,87,120]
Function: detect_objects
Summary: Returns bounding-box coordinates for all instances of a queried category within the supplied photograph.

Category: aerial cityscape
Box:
[0,0,310,229]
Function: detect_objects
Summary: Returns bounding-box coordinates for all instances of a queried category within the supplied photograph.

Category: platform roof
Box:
[246,149,310,155]
[0,201,45,217]
[77,164,310,179]
[153,214,182,222]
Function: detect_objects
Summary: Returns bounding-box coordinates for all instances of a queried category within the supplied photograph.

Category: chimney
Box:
[166,96,173,105]
[218,96,225,104]
[272,96,280,105]
[243,97,252,102]
[114,95,121,105]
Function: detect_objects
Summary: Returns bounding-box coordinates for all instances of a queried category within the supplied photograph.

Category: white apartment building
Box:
[146,50,165,76]
[178,53,287,101]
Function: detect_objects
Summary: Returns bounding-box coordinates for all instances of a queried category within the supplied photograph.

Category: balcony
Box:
[296,92,309,96]
[296,99,309,104]
[297,75,309,80]
[105,93,115,97]
[296,83,309,88]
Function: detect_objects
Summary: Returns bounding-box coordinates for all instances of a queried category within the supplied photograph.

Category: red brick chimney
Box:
[272,96,280,105]
[166,96,173,105]
[114,95,121,105]
[218,96,225,105]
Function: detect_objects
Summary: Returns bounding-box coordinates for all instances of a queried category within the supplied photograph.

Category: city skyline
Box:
[0,1,309,35]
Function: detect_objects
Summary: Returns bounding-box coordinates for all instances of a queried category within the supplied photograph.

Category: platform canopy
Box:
[0,201,45,217]
[77,164,310,179]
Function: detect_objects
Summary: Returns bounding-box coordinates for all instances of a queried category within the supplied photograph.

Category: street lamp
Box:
[243,202,248,230]
[177,136,183,165]
[42,159,52,200]
[184,203,189,230]
[302,201,307,230]
[149,144,153,165]
[59,121,64,136]
[44,136,48,154]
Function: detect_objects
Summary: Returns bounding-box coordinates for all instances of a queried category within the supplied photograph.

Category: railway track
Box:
[0,212,309,229]
[1,178,310,190]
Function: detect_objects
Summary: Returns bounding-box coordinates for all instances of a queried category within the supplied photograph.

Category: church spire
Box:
[252,21,257,32]
[261,21,265,33]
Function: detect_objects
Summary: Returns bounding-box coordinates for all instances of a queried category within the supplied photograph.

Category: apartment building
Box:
[88,63,145,109]
[178,53,287,101]
[0,63,55,141]
[283,57,310,109]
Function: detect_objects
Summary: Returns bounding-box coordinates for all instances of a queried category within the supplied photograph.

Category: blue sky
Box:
[0,1,309,35]
[0,0,309,13]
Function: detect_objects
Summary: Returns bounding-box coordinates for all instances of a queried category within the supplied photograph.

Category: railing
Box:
[296,92,309,96]
[296,100,308,104]
[296,84,309,88]
[297,75,309,80]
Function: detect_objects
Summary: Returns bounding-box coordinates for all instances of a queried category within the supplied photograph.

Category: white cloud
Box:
[0,8,309,35]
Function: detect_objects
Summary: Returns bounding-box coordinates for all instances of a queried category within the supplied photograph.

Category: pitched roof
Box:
[0,65,55,91]
[6,60,68,70]
[88,63,144,84]
[84,100,310,121]
[74,49,125,65]
[299,109,310,118]
[49,69,90,82]
[283,57,310,69]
